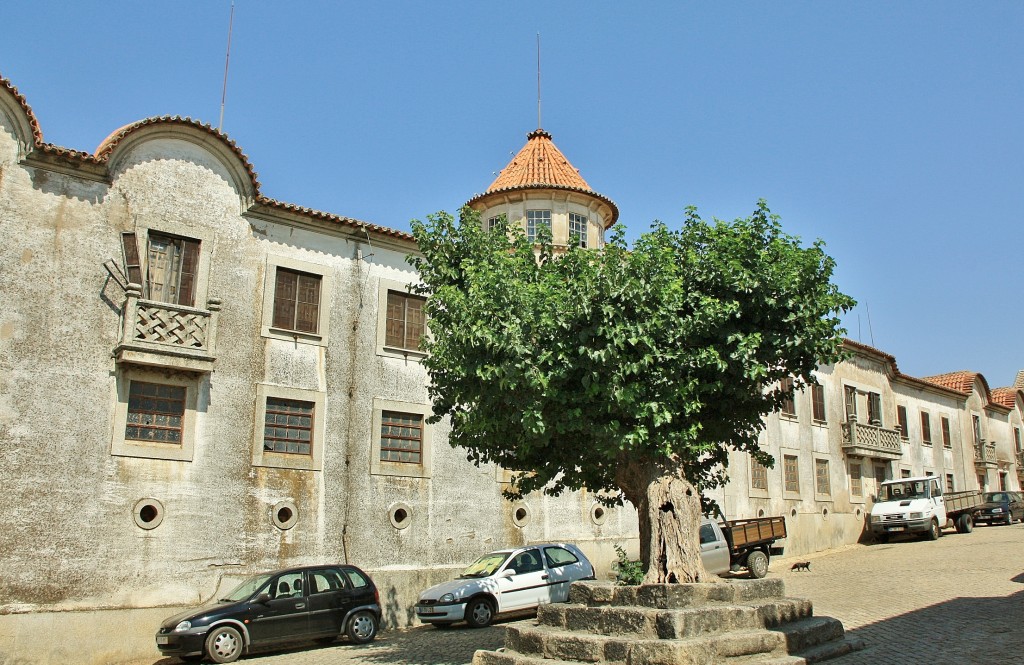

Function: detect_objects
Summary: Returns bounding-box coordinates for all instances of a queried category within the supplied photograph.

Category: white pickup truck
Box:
[869,476,982,542]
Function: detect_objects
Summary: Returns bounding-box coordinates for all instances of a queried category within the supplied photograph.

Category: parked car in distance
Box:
[975,491,1024,526]
[155,564,381,663]
[416,543,595,628]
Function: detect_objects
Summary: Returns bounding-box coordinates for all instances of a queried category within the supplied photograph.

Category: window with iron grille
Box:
[815,459,831,495]
[811,383,826,422]
[126,381,186,444]
[526,209,551,242]
[941,417,952,448]
[380,411,423,463]
[273,268,321,334]
[780,378,796,417]
[750,458,768,490]
[850,462,862,497]
[784,455,800,493]
[568,213,588,248]
[263,398,314,455]
[920,411,932,445]
[897,405,909,439]
[485,216,500,231]
[385,290,426,351]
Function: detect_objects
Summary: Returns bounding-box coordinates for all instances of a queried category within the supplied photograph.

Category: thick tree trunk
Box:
[616,455,718,584]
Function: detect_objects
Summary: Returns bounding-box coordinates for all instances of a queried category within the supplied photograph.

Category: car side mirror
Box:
[499,568,516,578]
[255,592,271,604]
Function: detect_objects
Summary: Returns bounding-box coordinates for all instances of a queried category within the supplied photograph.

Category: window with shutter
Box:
[145,232,200,306]
[272,268,321,334]
[385,290,426,351]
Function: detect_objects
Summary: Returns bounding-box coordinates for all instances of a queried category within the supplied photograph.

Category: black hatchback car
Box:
[976,491,1024,526]
[155,564,381,663]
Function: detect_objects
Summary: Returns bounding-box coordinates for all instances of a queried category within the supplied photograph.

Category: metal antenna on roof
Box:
[537,32,542,129]
[866,303,876,347]
[218,1,235,132]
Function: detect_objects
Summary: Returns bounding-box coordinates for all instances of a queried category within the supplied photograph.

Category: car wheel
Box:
[465,598,494,628]
[926,519,940,540]
[955,513,973,533]
[204,625,243,664]
[346,610,378,644]
[746,550,769,579]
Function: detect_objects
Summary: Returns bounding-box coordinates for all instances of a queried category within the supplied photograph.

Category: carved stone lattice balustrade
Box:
[974,440,998,470]
[114,284,220,373]
[841,417,903,460]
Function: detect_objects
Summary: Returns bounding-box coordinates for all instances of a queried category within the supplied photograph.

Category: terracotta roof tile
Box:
[467,128,619,226]
[990,387,1020,409]
[0,74,414,243]
[921,371,978,394]
[0,75,43,144]
[487,129,591,191]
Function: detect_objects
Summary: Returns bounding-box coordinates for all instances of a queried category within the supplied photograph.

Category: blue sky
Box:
[3,2,1022,387]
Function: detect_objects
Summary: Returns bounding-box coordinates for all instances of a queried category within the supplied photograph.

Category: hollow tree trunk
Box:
[616,455,717,584]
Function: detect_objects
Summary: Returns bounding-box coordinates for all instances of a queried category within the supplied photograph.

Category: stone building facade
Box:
[1,73,1022,663]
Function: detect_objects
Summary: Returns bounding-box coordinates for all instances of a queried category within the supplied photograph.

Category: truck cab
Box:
[869,476,946,541]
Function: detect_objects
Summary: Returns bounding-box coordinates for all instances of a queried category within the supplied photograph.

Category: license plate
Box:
[418,607,437,615]
[886,526,905,532]
[156,636,169,645]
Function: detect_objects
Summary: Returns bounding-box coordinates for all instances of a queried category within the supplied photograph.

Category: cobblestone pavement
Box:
[144,523,1024,665]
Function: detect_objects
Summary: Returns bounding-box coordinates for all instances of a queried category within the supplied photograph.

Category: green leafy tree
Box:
[409,202,854,583]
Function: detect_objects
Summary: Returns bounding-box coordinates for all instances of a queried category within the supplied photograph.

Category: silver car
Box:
[415,543,595,628]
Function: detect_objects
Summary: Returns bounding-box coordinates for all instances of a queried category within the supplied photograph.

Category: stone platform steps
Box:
[471,579,863,665]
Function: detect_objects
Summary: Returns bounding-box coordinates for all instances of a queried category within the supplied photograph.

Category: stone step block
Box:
[774,616,845,653]
[569,579,786,609]
[504,623,790,665]
[538,597,813,639]
[472,648,622,665]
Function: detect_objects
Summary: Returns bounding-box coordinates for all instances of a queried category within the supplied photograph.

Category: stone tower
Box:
[466,128,618,249]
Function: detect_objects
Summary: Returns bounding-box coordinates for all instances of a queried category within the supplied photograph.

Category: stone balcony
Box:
[114,284,221,373]
[841,417,903,460]
[974,440,998,470]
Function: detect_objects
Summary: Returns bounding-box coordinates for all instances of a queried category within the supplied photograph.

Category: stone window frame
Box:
[814,458,832,499]
[111,368,200,462]
[920,410,933,446]
[526,209,551,243]
[251,383,326,471]
[749,456,769,499]
[375,278,428,360]
[783,453,801,498]
[849,461,864,501]
[809,382,826,424]
[260,255,334,347]
[896,405,910,440]
[568,212,588,248]
[779,377,797,420]
[370,398,433,479]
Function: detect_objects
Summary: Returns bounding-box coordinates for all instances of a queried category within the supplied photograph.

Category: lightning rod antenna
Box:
[218,1,235,132]
[536,32,542,129]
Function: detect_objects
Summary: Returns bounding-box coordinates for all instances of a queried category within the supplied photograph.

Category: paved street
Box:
[144,522,1024,665]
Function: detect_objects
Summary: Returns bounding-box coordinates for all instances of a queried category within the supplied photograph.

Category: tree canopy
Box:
[409,202,855,581]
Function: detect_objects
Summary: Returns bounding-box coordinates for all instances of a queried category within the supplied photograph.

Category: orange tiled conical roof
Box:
[486,128,591,191]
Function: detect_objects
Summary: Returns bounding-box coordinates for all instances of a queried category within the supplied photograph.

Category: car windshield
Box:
[983,492,1009,503]
[219,573,275,602]
[880,481,929,501]
[459,552,510,578]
